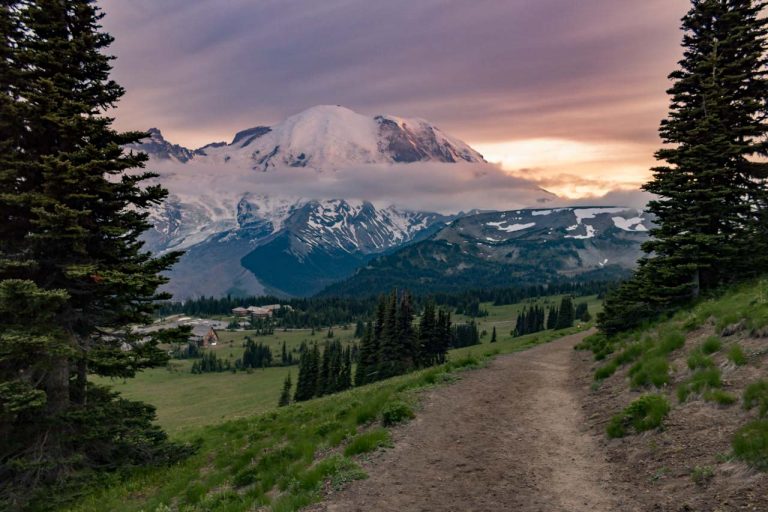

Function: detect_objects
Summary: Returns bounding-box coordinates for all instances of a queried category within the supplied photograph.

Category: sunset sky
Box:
[101,0,691,200]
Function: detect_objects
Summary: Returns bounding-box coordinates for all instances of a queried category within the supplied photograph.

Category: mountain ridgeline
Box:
[320,207,653,296]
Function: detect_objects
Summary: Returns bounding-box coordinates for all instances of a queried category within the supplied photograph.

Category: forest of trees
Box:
[160,280,614,331]
[293,341,353,401]
[599,0,768,334]
[513,297,590,337]
[288,292,456,403]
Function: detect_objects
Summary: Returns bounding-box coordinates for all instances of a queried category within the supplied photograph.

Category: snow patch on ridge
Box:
[573,207,626,224]
[612,216,648,232]
[487,221,536,232]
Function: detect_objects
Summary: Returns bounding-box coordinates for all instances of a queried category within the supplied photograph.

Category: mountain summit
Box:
[127,105,486,171]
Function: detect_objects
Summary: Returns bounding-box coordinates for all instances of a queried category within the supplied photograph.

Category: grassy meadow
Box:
[98,295,601,436]
[71,315,591,512]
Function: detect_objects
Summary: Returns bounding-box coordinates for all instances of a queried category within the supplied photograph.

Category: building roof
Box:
[191,324,214,337]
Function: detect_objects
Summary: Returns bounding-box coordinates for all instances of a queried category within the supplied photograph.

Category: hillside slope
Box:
[321,207,652,296]
[577,278,768,511]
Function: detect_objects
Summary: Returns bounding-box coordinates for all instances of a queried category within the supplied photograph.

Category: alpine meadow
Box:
[2,1,768,511]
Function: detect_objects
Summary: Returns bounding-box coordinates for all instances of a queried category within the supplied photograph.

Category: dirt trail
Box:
[312,331,634,512]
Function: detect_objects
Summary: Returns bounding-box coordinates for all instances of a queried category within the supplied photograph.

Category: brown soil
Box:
[576,325,768,512]
[308,331,640,512]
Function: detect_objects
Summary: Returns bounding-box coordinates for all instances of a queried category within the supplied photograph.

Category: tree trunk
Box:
[692,269,701,299]
[72,357,87,405]
[45,355,70,415]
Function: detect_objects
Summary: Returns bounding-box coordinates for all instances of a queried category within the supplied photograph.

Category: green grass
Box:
[743,380,768,418]
[96,365,295,435]
[344,429,392,456]
[69,359,468,512]
[701,336,722,355]
[704,389,736,406]
[629,356,670,389]
[607,394,670,438]
[381,400,415,426]
[677,368,723,403]
[687,349,714,370]
[690,465,714,486]
[728,344,748,366]
[106,298,589,437]
[67,299,589,512]
[594,360,619,381]
[685,278,768,333]
[733,420,768,470]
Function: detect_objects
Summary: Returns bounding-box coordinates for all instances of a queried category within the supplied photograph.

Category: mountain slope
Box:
[320,207,652,296]
[125,105,555,299]
[126,105,486,171]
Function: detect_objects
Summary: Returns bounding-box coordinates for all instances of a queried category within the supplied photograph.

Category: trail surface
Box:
[312,331,629,512]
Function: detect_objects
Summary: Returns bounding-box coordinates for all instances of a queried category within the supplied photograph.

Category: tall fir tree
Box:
[417,301,436,366]
[278,373,292,407]
[0,2,190,508]
[355,321,377,385]
[600,0,768,333]
[378,291,401,379]
[396,291,417,371]
[490,326,497,343]
[555,297,575,330]
[547,305,558,330]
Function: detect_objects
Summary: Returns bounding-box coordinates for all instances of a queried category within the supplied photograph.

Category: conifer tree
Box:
[340,346,352,391]
[435,308,451,363]
[490,326,497,343]
[378,291,401,379]
[355,321,377,385]
[547,305,558,330]
[353,319,365,338]
[0,2,189,506]
[601,0,768,333]
[555,297,575,329]
[418,301,437,365]
[396,291,417,371]
[278,373,292,407]
[318,341,332,395]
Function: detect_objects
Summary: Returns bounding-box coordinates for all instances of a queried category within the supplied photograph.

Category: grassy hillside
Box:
[577,278,768,509]
[100,296,601,435]
[69,321,587,512]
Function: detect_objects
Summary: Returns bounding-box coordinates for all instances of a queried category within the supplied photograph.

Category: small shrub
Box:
[728,344,747,366]
[629,356,669,389]
[743,380,768,418]
[233,466,258,487]
[732,420,768,470]
[677,384,691,403]
[657,329,686,355]
[594,360,619,381]
[606,394,670,438]
[381,401,415,426]
[701,336,722,355]
[344,429,392,456]
[689,368,722,392]
[704,390,736,406]
[315,420,343,437]
[690,465,714,486]
[615,343,646,365]
[687,349,714,370]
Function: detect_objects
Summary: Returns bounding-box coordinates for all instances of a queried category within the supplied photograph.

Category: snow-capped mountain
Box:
[321,207,654,296]
[128,105,492,298]
[155,198,450,299]
[127,105,485,170]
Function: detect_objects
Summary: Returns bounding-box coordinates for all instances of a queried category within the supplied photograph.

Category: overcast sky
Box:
[100,0,691,199]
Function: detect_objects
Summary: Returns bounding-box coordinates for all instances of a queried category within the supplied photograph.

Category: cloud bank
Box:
[150,159,651,215]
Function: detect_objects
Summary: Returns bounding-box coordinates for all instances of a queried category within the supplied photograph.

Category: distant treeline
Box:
[158,280,617,327]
